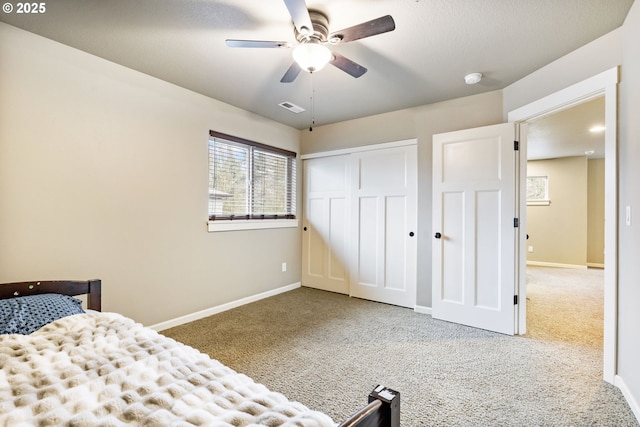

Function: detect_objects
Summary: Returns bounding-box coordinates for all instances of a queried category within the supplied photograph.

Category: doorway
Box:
[509,67,618,384]
[524,96,606,346]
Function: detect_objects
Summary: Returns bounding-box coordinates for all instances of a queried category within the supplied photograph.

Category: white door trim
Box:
[300,139,417,160]
[508,66,619,384]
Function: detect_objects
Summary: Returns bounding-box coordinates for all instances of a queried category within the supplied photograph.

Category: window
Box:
[526,175,550,206]
[208,131,297,230]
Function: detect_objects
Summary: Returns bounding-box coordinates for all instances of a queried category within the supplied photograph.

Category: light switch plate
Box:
[626,205,632,226]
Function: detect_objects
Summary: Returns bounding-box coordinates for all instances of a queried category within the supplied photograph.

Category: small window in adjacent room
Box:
[208,131,297,231]
[526,175,550,206]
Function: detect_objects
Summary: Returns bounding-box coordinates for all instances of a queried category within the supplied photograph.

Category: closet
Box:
[301,140,417,308]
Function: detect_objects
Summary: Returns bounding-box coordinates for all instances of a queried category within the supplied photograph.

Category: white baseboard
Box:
[526,261,587,269]
[615,375,640,423]
[149,282,301,331]
[414,305,432,315]
[586,262,605,269]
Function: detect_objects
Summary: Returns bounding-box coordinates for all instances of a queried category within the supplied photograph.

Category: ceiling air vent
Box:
[279,101,305,114]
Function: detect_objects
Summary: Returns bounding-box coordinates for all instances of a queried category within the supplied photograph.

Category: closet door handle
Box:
[303,226,308,231]
[434,232,442,239]
[409,231,415,237]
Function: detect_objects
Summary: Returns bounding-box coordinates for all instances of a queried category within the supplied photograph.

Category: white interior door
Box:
[432,123,518,335]
[350,144,417,308]
[302,155,349,294]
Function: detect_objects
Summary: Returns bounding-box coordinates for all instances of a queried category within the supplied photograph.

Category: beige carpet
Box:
[162,267,638,426]
[525,266,604,348]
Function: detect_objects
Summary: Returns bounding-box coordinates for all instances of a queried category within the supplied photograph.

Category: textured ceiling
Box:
[527,97,605,160]
[0,0,633,132]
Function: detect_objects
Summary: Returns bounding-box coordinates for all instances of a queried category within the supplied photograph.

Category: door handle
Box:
[409,231,415,237]
[434,232,442,239]
[303,226,308,231]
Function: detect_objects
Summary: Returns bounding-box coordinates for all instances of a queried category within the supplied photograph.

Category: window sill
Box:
[207,219,299,232]
[527,200,551,206]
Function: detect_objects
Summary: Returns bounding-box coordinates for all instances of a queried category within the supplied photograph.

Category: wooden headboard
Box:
[0,279,102,311]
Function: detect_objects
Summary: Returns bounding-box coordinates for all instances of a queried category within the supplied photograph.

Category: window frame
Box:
[526,175,551,206]
[207,131,298,232]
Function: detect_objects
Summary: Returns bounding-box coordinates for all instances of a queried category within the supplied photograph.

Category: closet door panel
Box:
[302,156,349,294]
[350,144,417,308]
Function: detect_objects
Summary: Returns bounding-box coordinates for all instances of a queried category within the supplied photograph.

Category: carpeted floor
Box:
[162,266,638,426]
[525,266,604,348]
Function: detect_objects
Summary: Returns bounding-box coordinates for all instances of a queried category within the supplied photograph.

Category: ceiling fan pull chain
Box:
[309,72,315,131]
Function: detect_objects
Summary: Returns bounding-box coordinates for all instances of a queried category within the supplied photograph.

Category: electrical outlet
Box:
[281,262,287,272]
[528,246,534,253]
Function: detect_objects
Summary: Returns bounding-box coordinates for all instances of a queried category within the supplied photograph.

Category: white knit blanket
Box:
[0,312,337,426]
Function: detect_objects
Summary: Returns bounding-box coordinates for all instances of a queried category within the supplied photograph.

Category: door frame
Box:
[508,67,619,384]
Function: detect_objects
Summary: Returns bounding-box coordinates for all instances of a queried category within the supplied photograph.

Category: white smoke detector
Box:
[464,72,483,85]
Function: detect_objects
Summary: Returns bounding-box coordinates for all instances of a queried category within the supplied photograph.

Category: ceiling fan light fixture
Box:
[292,41,332,73]
[464,72,483,85]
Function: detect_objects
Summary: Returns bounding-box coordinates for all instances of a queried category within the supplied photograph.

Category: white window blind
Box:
[208,131,296,221]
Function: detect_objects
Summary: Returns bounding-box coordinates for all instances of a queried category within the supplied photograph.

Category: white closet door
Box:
[349,144,417,308]
[302,155,349,294]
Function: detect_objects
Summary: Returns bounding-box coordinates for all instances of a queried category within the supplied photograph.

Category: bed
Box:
[0,279,400,427]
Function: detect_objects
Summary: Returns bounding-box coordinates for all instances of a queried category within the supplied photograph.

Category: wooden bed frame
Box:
[0,279,102,311]
[0,279,399,427]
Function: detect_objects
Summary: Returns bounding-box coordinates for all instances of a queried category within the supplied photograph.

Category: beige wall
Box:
[502,28,623,116]
[587,158,605,266]
[525,157,599,267]
[618,0,640,413]
[301,91,504,308]
[0,23,301,326]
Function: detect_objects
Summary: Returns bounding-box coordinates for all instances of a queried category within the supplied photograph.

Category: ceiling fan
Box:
[225,0,396,83]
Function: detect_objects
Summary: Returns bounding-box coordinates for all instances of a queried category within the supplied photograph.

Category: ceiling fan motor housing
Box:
[295,10,330,43]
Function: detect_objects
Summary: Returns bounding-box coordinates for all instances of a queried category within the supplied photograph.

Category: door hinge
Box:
[514,140,519,151]
[514,295,518,305]
[514,218,519,228]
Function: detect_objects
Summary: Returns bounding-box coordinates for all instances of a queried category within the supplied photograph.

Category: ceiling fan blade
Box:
[329,52,367,78]
[283,0,314,36]
[329,15,396,44]
[280,62,302,83]
[226,39,291,48]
